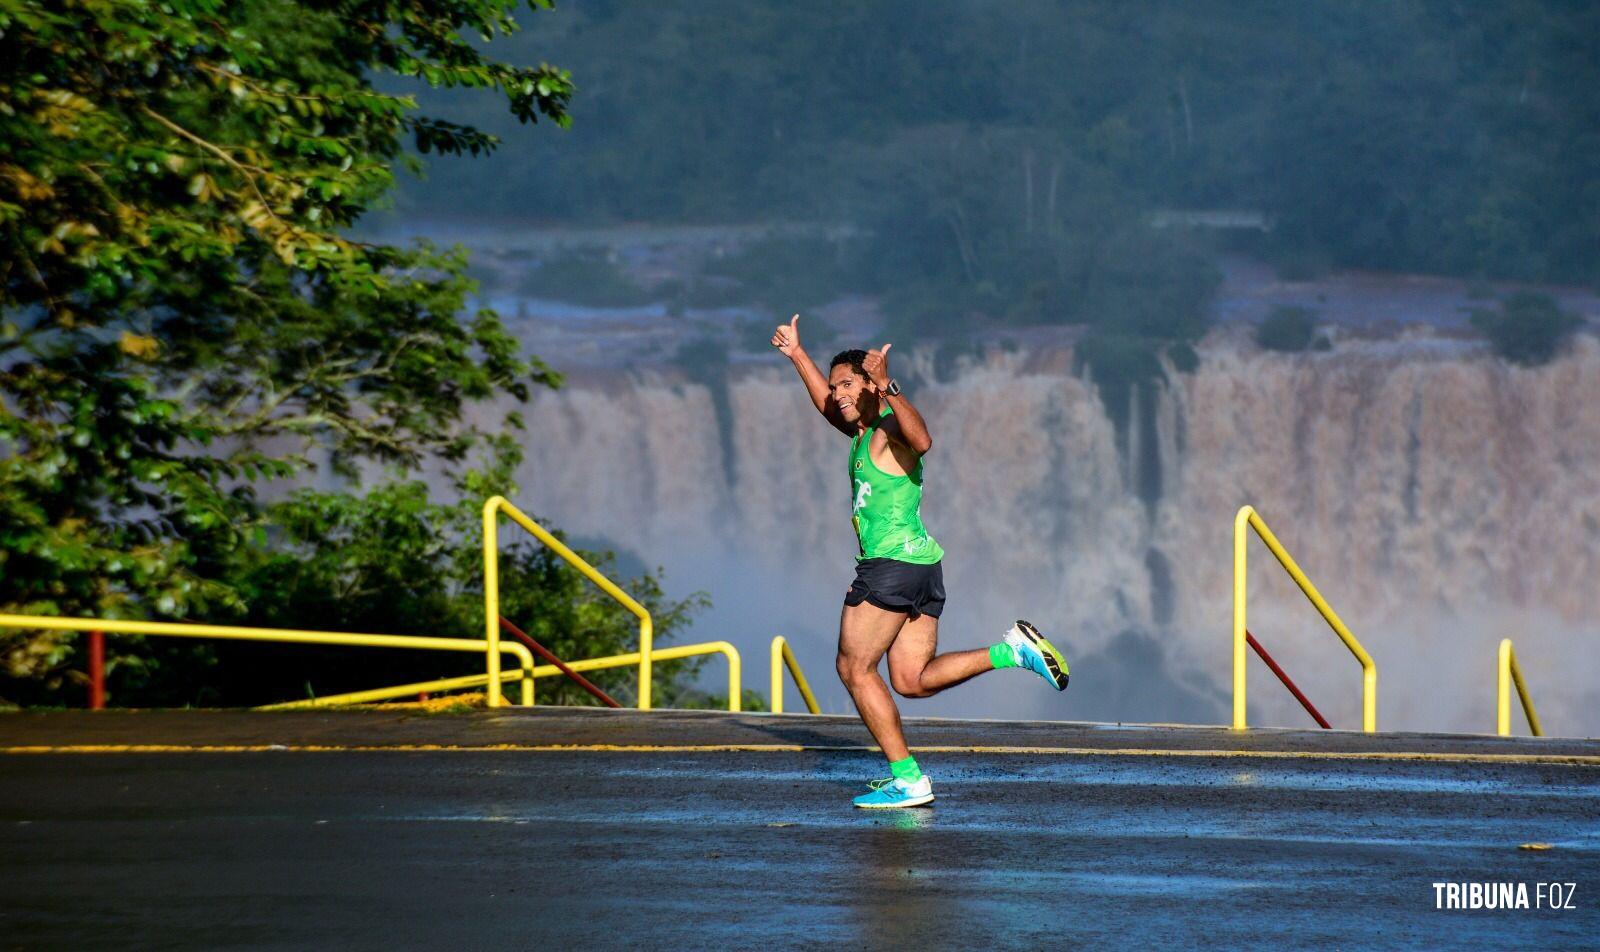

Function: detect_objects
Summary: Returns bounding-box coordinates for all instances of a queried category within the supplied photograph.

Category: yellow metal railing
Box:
[0,613,537,706]
[1233,505,1377,732]
[527,641,742,711]
[769,636,820,714]
[265,640,744,711]
[484,496,654,710]
[1497,638,1544,737]
[258,670,525,710]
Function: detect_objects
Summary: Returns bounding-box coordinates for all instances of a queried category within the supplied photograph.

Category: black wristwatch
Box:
[883,378,902,397]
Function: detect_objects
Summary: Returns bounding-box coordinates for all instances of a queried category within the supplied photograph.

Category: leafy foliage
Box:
[1469,292,1582,367]
[200,460,710,709]
[0,0,583,698]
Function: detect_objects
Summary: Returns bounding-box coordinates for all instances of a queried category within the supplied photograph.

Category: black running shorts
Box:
[844,558,945,620]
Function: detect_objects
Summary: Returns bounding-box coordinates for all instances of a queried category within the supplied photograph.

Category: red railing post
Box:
[1245,629,1332,729]
[498,616,622,709]
[88,630,105,710]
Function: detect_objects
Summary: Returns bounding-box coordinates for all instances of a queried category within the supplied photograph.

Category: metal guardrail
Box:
[1497,638,1544,737]
[1233,505,1377,732]
[258,670,525,710]
[266,639,744,711]
[11,494,725,713]
[0,613,538,707]
[499,615,621,708]
[524,641,743,711]
[769,636,820,714]
[483,495,655,709]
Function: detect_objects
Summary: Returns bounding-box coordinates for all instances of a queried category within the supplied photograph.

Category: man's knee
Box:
[836,653,871,688]
[889,667,932,698]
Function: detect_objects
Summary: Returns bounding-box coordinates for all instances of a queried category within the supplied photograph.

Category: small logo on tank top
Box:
[853,480,872,512]
[854,458,863,471]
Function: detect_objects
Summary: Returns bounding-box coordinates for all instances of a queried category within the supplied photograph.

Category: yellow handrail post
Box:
[518,652,535,707]
[483,496,655,710]
[641,618,654,711]
[1233,508,1250,729]
[722,641,742,712]
[769,635,821,715]
[1497,638,1544,737]
[770,638,785,714]
[1497,639,1512,736]
[483,498,504,707]
[1233,505,1378,732]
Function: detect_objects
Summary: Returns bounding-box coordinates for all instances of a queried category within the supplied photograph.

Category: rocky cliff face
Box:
[495,334,1600,735]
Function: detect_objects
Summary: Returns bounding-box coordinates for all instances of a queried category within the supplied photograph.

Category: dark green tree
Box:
[1255,306,1319,353]
[1470,292,1582,367]
[193,451,714,709]
[0,0,575,693]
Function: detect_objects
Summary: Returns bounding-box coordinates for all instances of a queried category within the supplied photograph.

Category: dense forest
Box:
[404,0,1599,292]
[395,0,1598,423]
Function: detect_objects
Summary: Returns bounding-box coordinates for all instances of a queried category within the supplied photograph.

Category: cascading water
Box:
[493,333,1600,735]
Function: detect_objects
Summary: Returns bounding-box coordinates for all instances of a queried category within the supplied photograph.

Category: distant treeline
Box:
[405,0,1599,294]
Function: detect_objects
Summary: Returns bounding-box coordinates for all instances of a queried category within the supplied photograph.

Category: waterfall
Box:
[495,334,1600,735]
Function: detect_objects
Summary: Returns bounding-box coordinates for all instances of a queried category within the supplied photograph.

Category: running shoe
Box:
[853,775,935,808]
[1004,619,1070,691]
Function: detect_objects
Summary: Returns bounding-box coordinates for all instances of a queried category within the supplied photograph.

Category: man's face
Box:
[828,364,876,423]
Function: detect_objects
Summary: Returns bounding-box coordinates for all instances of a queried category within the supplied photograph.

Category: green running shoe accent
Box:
[988,641,1020,669]
[1003,619,1070,691]
[888,755,923,783]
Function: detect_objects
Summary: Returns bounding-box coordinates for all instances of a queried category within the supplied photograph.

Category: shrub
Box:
[1256,306,1318,352]
[1470,292,1582,366]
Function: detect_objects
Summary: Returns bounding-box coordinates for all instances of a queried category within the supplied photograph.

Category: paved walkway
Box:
[3,710,1597,948]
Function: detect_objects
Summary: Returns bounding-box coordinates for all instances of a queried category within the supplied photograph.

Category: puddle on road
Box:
[359,752,1600,854]
[367,806,1600,855]
[588,755,1598,799]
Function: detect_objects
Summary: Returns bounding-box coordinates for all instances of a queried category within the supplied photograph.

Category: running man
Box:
[771,315,1070,808]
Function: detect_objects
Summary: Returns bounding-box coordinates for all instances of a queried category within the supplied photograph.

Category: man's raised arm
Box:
[863,343,932,456]
[772,314,850,434]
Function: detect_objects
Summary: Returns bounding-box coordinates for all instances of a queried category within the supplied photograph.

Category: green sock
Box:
[889,755,923,783]
[989,642,1019,669]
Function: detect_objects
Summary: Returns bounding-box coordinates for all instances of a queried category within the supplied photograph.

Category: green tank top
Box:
[849,408,944,564]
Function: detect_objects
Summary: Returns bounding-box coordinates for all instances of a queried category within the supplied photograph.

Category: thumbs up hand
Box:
[863,342,892,388]
[771,314,801,356]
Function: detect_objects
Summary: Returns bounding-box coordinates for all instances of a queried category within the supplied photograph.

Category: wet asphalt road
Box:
[2,710,1598,949]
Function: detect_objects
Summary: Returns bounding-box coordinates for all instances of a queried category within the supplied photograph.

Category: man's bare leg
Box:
[835,601,915,762]
[884,614,994,698]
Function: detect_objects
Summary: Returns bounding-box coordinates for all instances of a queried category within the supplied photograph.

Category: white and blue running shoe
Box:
[1005,619,1070,691]
[853,775,934,809]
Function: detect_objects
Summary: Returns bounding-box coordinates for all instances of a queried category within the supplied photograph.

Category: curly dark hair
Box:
[829,349,870,378]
